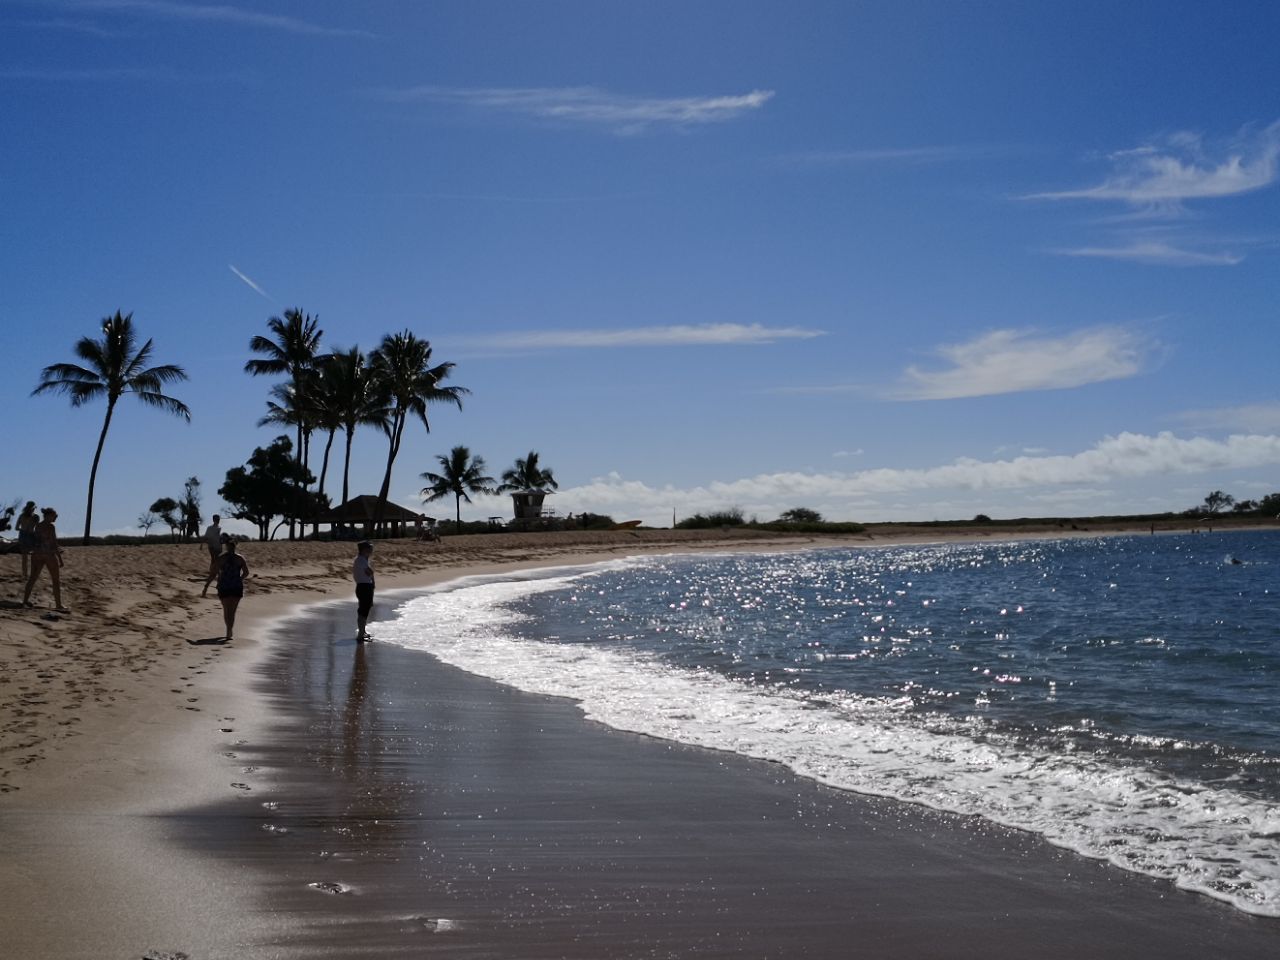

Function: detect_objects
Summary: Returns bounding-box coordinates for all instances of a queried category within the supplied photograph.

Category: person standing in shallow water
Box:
[22,507,65,611]
[214,535,249,641]
[353,540,374,642]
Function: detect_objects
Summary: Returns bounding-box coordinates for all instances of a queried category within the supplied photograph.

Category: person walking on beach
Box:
[353,540,374,642]
[15,501,38,579]
[203,514,222,566]
[212,535,249,641]
[22,507,66,611]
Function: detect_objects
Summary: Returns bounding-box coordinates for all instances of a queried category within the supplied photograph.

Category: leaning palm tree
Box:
[245,309,324,537]
[369,331,468,528]
[33,311,191,539]
[497,450,559,493]
[420,446,495,529]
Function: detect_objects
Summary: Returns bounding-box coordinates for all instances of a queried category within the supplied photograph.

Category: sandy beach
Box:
[3,523,1278,957]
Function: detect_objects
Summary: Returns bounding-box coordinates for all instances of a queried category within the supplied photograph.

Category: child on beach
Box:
[22,506,65,611]
[353,540,374,642]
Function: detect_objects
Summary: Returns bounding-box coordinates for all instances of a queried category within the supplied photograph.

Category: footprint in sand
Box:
[307,881,352,895]
[230,782,251,791]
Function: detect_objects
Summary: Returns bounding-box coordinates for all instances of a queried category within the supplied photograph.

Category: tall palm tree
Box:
[245,309,324,537]
[497,450,559,493]
[33,312,190,539]
[319,346,384,507]
[420,446,495,528]
[369,331,468,527]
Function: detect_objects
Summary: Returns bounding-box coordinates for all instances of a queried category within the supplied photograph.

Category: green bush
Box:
[675,508,745,529]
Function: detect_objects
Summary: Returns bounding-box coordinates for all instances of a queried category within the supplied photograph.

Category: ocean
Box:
[373,531,1280,918]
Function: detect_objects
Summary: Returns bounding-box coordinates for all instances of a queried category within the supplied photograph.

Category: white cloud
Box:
[1054,241,1243,266]
[461,323,823,350]
[1027,122,1280,213]
[891,327,1152,400]
[1176,402,1280,434]
[832,449,863,458]
[62,1,373,38]
[372,85,774,133]
[542,432,1280,526]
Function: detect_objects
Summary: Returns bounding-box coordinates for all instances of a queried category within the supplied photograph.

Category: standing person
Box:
[15,501,38,579]
[352,540,374,642]
[213,535,249,641]
[203,514,222,567]
[22,507,65,611]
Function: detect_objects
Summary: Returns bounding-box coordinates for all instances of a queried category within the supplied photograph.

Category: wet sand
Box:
[170,599,1280,958]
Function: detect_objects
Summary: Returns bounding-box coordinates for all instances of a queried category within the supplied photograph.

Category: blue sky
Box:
[3,0,1280,534]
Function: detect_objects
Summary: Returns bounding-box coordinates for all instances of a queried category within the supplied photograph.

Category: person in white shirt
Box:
[203,515,222,565]
[353,540,375,642]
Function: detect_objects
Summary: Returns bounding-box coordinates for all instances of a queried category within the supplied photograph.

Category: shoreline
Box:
[2,524,1277,955]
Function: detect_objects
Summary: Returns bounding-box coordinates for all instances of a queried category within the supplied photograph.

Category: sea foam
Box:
[374,561,1280,918]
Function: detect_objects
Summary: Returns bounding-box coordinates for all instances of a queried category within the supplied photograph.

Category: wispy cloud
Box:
[58,1,374,38]
[1176,402,1280,434]
[22,16,133,37]
[540,432,1280,526]
[0,65,158,81]
[371,85,774,133]
[1053,240,1243,266]
[891,327,1153,400]
[780,144,998,165]
[1026,122,1280,214]
[228,264,275,302]
[461,323,823,350]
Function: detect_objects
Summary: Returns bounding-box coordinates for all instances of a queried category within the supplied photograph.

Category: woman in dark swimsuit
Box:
[214,536,250,641]
[22,506,65,611]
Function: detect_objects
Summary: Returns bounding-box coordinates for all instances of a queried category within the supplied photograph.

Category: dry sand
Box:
[2,522,1274,957]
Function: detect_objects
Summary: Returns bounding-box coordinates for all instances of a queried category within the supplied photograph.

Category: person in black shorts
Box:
[353,540,374,641]
[213,535,249,641]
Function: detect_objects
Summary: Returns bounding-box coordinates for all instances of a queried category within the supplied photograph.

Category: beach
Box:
[3,524,1279,957]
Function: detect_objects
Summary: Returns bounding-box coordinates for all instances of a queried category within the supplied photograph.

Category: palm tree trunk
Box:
[374,410,405,532]
[341,427,354,506]
[84,400,116,540]
[315,427,335,537]
[455,492,462,528]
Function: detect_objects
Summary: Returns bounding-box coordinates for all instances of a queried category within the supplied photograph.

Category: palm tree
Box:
[497,450,559,493]
[369,331,468,527]
[33,312,191,539]
[420,446,495,528]
[317,346,384,507]
[245,309,324,537]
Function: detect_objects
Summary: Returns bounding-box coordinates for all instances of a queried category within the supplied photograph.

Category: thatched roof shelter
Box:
[315,495,428,538]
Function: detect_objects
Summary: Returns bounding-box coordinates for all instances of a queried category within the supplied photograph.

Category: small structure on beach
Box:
[315,494,426,539]
[510,491,547,521]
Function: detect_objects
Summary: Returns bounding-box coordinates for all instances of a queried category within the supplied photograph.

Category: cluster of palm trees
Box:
[421,448,559,528]
[32,309,469,540]
[245,309,467,535]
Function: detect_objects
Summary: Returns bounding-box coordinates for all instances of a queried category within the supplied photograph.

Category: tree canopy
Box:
[219,436,321,540]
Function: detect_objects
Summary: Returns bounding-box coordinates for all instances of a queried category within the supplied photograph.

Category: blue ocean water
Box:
[375,532,1280,917]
